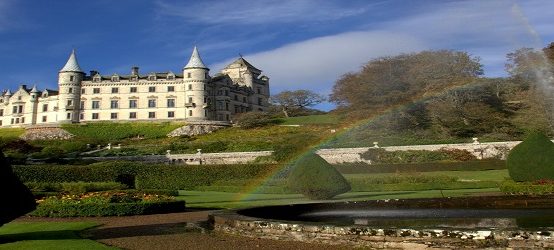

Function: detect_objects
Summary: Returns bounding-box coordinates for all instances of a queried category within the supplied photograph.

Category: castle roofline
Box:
[184,46,208,69]
[60,49,84,73]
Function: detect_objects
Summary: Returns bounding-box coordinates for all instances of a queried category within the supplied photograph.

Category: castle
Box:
[0,47,270,127]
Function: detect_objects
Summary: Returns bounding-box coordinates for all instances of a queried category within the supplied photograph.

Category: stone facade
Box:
[0,47,270,127]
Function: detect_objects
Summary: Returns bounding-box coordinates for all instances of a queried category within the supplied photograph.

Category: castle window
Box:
[258,97,263,105]
[130,76,138,81]
[111,76,119,82]
[18,105,23,113]
[148,75,156,81]
[42,104,48,112]
[0,109,3,116]
[42,116,47,122]
[167,99,175,108]
[167,86,175,92]
[92,113,99,119]
[225,102,229,111]
[148,86,156,92]
[12,106,17,113]
[70,76,75,81]
[69,88,73,93]
[18,96,21,100]
[167,74,175,80]
[67,100,73,107]
[66,113,71,119]
[92,101,100,109]
[11,118,13,124]
[257,88,261,94]
[110,100,119,109]
[21,117,25,123]
[188,84,192,90]
[148,112,156,118]
[225,90,229,96]
[93,76,101,83]
[81,89,86,94]
[188,97,193,104]
[205,72,209,79]
[168,111,175,118]
[93,88,100,94]
[80,101,85,109]
[0,120,2,126]
[129,112,137,119]
[79,113,84,120]
[130,87,137,93]
[188,110,192,116]
[111,87,119,94]
[129,100,137,108]
[148,99,156,108]
[243,97,247,102]
[234,95,238,101]
[204,96,207,103]
[187,72,191,78]
[110,113,118,120]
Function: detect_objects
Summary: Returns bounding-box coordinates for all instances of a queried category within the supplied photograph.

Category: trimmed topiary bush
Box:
[507,132,554,182]
[287,153,351,200]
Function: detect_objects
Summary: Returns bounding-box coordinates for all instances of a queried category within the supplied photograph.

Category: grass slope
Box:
[0,222,114,250]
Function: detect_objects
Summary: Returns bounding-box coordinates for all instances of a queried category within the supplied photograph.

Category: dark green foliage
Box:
[500,180,554,195]
[507,132,554,181]
[361,148,476,164]
[62,122,183,141]
[25,181,127,194]
[287,153,351,199]
[334,160,506,174]
[32,201,186,217]
[14,162,279,190]
[0,149,36,226]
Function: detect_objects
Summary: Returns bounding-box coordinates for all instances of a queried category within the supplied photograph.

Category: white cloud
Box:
[211,31,426,94]
[211,0,554,98]
[156,0,371,25]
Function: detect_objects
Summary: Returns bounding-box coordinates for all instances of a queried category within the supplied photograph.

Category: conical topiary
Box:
[287,152,351,200]
[507,132,554,182]
[0,149,36,226]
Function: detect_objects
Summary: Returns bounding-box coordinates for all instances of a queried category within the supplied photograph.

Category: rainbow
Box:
[233,81,484,202]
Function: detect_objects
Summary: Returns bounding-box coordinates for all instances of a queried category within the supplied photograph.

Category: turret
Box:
[183,46,210,120]
[29,85,39,101]
[57,49,84,123]
[3,89,11,103]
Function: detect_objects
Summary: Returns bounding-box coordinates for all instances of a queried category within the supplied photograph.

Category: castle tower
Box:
[3,89,11,104]
[183,46,210,120]
[57,49,84,123]
[29,85,39,125]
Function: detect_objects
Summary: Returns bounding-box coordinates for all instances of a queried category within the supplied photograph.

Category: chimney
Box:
[20,84,27,90]
[131,66,139,76]
[90,70,99,76]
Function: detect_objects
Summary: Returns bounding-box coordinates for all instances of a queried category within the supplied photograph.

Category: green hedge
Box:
[25,181,127,194]
[334,160,506,174]
[499,180,554,195]
[32,201,186,217]
[14,162,280,190]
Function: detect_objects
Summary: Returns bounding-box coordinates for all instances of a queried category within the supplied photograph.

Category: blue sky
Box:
[0,0,553,110]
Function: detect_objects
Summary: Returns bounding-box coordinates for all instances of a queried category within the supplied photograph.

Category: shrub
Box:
[334,160,506,174]
[14,162,280,190]
[25,181,127,194]
[507,132,554,181]
[234,112,281,129]
[32,191,184,217]
[499,180,554,195]
[287,153,351,199]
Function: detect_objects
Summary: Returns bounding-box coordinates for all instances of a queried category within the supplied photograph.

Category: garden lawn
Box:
[0,128,24,138]
[0,222,114,250]
[280,114,341,125]
[179,188,500,209]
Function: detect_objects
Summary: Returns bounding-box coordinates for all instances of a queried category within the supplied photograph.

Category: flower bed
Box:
[32,191,185,217]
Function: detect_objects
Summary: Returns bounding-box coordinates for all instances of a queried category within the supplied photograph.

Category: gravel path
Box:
[16,210,355,250]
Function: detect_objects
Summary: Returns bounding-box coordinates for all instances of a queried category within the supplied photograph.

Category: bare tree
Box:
[271,90,326,117]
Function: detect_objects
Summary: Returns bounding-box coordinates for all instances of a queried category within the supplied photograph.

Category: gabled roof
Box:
[184,46,208,69]
[223,57,261,72]
[60,49,84,73]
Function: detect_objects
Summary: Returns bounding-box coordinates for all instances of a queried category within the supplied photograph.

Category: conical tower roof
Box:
[184,46,208,69]
[5,89,11,96]
[30,85,39,93]
[60,49,83,73]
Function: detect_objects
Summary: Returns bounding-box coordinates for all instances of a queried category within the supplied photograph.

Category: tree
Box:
[330,50,483,115]
[507,132,554,182]
[271,90,325,117]
[0,149,36,226]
